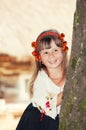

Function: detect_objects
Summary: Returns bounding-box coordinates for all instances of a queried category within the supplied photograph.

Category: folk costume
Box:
[16,70,64,130]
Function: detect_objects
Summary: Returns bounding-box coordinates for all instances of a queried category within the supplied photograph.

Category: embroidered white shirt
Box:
[32,70,64,119]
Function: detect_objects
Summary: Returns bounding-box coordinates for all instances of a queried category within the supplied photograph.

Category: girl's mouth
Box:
[48,59,57,64]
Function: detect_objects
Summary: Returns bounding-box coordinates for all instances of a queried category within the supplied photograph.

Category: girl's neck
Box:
[46,67,66,87]
[47,66,64,77]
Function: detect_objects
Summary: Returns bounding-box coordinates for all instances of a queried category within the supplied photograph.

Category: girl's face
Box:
[39,40,64,70]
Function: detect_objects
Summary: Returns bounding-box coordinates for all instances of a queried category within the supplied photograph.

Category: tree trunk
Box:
[59,0,86,130]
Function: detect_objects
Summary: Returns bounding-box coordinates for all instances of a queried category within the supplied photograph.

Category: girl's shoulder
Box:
[33,70,49,89]
[38,69,48,78]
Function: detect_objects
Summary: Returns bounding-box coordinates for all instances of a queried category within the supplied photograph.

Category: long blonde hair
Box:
[28,29,68,98]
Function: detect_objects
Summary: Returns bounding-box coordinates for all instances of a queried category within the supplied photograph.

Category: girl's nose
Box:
[49,51,54,57]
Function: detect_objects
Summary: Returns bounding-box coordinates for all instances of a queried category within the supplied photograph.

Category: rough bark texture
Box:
[59,0,86,130]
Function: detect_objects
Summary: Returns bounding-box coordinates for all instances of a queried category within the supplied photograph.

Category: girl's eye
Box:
[44,51,48,54]
[54,49,58,52]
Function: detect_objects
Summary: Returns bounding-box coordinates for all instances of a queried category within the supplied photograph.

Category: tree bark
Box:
[59,0,86,130]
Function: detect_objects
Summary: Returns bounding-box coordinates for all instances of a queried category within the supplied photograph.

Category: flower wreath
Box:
[31,31,69,60]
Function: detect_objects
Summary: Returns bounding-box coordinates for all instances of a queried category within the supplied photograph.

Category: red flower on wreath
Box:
[62,41,69,52]
[32,42,37,48]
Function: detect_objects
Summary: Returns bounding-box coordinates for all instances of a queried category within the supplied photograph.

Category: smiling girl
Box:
[16,29,68,130]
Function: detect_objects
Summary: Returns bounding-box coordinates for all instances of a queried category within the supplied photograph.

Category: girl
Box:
[16,29,68,130]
